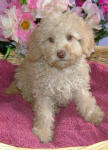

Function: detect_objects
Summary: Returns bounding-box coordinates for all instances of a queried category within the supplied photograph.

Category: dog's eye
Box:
[67,35,73,41]
[48,37,54,43]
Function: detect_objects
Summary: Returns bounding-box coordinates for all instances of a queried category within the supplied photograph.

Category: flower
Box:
[0,6,36,43]
[66,0,76,7]
[16,9,36,42]
[76,0,85,6]
[82,0,103,29]
[67,0,85,7]
[27,0,38,9]
[99,0,108,13]
[67,0,87,16]
[98,0,108,20]
[106,12,108,20]
[0,0,8,15]
[36,0,68,18]
[0,7,18,41]
[70,7,83,16]
[8,0,21,9]
[98,0,108,12]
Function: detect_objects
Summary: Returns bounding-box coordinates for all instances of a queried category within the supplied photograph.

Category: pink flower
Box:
[106,13,108,20]
[66,0,84,7]
[98,0,108,6]
[76,0,84,6]
[0,6,36,43]
[27,0,38,9]
[0,0,8,15]
[70,7,83,16]
[8,0,21,9]
[98,0,108,18]
[82,0,103,29]
[16,9,36,42]
[67,0,85,15]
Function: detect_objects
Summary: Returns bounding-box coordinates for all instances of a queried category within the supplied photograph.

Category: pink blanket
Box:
[0,60,108,148]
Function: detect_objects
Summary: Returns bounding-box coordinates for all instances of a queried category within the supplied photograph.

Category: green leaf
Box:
[3,46,11,60]
[0,41,16,55]
[19,0,27,4]
[24,0,27,4]
[19,0,23,4]
[95,31,108,43]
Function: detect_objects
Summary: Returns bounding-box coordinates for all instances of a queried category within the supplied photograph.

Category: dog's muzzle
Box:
[57,50,66,59]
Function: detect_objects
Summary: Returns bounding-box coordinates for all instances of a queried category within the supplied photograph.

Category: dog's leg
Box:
[32,96,55,143]
[74,89,104,125]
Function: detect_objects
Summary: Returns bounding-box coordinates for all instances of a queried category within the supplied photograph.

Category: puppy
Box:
[10,11,104,142]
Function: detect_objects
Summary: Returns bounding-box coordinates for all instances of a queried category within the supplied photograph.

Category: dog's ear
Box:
[71,29,95,57]
[27,30,42,62]
[81,28,95,57]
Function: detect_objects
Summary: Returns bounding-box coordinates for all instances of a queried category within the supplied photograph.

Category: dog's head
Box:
[27,11,95,69]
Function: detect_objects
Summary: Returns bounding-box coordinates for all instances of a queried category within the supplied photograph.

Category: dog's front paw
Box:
[84,105,104,126]
[32,126,53,143]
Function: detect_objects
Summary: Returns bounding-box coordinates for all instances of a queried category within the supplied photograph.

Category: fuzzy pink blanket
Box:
[0,60,108,148]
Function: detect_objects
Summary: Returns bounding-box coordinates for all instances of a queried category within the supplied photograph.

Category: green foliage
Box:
[0,41,16,58]
[94,17,108,43]
[19,0,27,4]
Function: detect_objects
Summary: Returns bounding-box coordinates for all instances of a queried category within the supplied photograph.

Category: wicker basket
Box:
[0,46,108,65]
[0,46,108,150]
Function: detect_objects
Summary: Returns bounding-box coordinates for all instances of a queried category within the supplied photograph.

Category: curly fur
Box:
[15,10,104,142]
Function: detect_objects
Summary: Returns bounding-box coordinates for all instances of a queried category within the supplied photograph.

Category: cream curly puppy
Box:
[13,11,104,142]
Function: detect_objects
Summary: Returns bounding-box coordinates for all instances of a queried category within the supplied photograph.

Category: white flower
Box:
[36,0,68,18]
[82,0,103,29]
[0,6,19,42]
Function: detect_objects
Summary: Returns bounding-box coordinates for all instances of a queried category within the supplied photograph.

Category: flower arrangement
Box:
[0,0,108,58]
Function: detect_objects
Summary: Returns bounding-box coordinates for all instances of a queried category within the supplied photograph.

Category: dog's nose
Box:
[57,50,66,59]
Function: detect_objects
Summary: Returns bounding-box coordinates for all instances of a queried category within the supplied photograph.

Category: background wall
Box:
[99,24,108,46]
[99,37,108,46]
